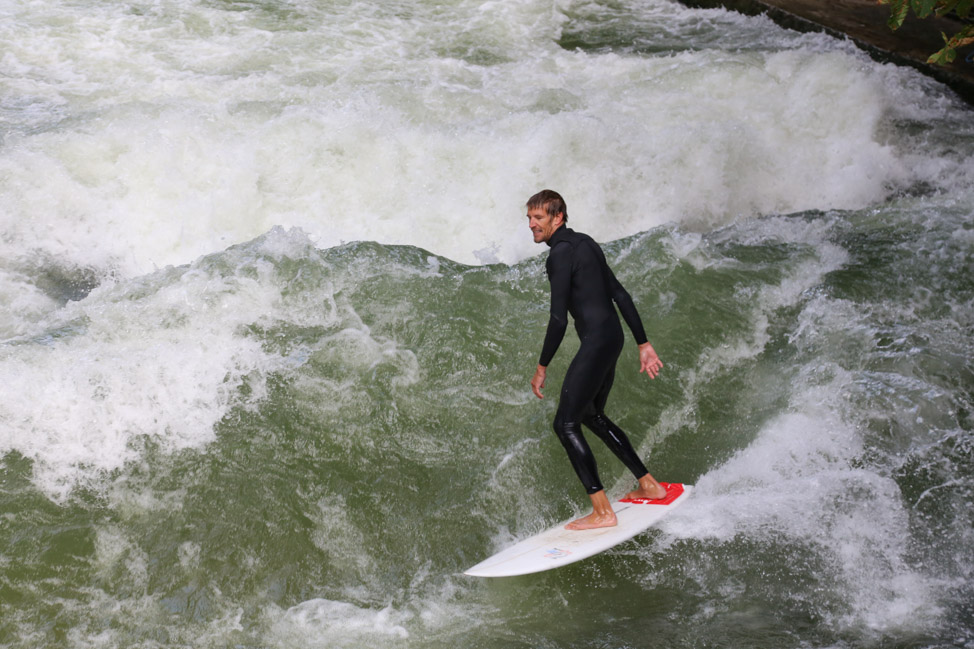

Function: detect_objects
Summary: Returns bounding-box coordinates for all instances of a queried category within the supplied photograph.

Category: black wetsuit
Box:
[540,226,650,495]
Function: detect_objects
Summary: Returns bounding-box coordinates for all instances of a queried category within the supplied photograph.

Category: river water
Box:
[1,0,972,647]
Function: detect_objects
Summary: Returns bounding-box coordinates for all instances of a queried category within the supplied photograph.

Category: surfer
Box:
[527,189,668,530]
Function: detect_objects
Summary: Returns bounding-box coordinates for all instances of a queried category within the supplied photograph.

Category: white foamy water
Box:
[650,205,974,636]
[0,237,285,499]
[667,372,943,633]
[1,0,968,292]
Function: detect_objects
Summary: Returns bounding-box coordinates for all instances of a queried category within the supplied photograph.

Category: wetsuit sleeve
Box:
[539,242,571,367]
[607,268,648,345]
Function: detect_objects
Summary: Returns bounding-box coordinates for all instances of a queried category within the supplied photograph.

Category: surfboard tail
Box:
[465,483,693,578]
[619,482,685,505]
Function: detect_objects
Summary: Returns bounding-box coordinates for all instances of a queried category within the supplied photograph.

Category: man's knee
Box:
[553,415,581,443]
[552,418,603,495]
[581,412,612,436]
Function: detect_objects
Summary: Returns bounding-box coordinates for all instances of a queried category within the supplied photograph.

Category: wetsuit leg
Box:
[552,420,602,495]
[552,330,623,495]
[580,360,650,479]
[582,412,649,480]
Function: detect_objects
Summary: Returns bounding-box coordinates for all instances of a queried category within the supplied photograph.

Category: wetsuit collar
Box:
[546,225,571,247]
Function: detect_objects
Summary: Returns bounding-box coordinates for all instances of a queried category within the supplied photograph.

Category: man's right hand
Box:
[531,364,547,399]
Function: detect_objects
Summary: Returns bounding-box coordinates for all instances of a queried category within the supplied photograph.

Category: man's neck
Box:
[546,225,568,247]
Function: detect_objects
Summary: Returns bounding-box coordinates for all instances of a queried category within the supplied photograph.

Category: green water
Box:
[3,204,972,647]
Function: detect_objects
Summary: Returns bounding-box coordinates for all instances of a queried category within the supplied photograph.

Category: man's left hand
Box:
[638,342,663,379]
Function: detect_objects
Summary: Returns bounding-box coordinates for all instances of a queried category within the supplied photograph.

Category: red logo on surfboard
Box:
[620,482,684,506]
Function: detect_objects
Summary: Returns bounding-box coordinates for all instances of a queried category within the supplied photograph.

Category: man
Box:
[527,189,668,530]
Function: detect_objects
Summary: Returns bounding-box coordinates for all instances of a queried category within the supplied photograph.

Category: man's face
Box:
[527,206,564,244]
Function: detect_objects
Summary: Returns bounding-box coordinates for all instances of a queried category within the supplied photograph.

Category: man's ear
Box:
[555,212,565,227]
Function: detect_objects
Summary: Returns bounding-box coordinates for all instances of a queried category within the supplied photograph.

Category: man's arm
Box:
[534,244,572,397]
[538,244,571,367]
[606,265,663,378]
[606,269,648,345]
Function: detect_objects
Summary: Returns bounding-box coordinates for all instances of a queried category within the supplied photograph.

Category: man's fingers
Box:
[531,372,546,398]
[641,359,663,378]
[531,365,547,398]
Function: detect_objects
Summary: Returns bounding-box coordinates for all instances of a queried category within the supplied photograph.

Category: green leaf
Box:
[911,0,938,17]
[955,0,973,17]
[926,25,974,65]
[937,0,974,15]
[951,23,974,46]
[887,0,910,29]
[927,46,956,64]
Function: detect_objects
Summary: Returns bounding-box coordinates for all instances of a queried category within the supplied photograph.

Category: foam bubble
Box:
[269,599,411,647]
[0,268,59,340]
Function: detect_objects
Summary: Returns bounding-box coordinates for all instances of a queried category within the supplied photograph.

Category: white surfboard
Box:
[465,482,691,578]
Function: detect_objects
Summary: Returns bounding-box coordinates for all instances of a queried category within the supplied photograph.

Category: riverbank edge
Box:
[676,0,974,106]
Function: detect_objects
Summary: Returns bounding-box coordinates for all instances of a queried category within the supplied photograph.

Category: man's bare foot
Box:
[566,490,618,530]
[625,475,668,501]
[565,510,617,530]
[624,486,667,500]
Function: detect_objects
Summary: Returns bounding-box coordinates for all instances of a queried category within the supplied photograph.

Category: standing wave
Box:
[1,201,971,647]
